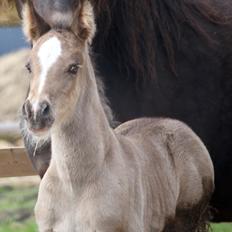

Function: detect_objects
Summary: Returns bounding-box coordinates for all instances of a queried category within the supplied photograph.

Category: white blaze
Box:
[38,36,62,95]
[33,36,62,112]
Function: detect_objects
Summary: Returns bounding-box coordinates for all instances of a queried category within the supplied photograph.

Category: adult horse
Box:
[16,0,232,222]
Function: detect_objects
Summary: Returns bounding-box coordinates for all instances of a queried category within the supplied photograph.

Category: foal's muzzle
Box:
[22,100,54,133]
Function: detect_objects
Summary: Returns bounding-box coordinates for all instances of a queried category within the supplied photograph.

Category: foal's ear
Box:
[71,1,96,44]
[22,1,50,43]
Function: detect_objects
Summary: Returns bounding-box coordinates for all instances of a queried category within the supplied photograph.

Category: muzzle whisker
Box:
[33,140,39,157]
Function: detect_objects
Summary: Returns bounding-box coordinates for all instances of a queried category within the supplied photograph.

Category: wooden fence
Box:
[0,147,37,177]
[0,122,37,178]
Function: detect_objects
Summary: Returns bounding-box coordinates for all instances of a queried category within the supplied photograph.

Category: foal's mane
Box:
[91,0,231,80]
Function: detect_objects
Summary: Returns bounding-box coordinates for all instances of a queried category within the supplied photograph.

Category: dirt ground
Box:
[0,49,30,148]
[0,176,40,187]
[0,49,29,122]
[0,0,20,26]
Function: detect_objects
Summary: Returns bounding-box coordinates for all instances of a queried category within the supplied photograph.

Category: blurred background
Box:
[0,2,39,232]
[0,1,231,232]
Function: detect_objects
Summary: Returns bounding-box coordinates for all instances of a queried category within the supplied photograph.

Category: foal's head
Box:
[22,1,95,137]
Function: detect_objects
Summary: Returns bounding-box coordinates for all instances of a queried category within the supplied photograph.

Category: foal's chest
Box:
[51,192,96,232]
[51,187,124,232]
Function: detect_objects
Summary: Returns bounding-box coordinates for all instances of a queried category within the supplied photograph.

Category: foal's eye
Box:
[25,62,32,74]
[67,64,79,75]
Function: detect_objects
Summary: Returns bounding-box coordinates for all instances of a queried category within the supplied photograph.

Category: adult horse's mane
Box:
[92,0,230,80]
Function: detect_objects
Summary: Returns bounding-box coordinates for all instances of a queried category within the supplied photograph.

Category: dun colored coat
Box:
[22,3,214,231]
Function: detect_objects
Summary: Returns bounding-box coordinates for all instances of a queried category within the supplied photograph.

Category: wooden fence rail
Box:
[0,122,37,177]
[0,148,37,177]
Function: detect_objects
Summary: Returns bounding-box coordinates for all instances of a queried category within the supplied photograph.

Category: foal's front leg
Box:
[34,167,58,232]
[35,201,55,232]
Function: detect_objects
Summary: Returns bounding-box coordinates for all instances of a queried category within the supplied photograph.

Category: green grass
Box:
[211,223,232,232]
[0,185,231,232]
[0,185,38,232]
[0,219,37,232]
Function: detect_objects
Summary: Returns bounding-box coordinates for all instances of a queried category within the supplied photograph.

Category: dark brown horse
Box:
[16,0,232,222]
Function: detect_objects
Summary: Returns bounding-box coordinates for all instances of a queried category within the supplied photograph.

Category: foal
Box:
[22,2,214,231]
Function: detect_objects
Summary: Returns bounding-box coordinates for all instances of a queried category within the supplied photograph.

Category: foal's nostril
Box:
[23,100,53,132]
[40,101,50,117]
[23,100,33,119]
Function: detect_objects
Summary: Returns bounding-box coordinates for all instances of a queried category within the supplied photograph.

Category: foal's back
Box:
[115,118,214,231]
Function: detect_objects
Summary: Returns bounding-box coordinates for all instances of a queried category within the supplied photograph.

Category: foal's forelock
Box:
[31,36,62,113]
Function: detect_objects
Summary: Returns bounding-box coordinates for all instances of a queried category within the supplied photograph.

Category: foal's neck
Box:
[51,50,114,190]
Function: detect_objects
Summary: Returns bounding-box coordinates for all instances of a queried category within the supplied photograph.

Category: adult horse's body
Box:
[16,0,232,221]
